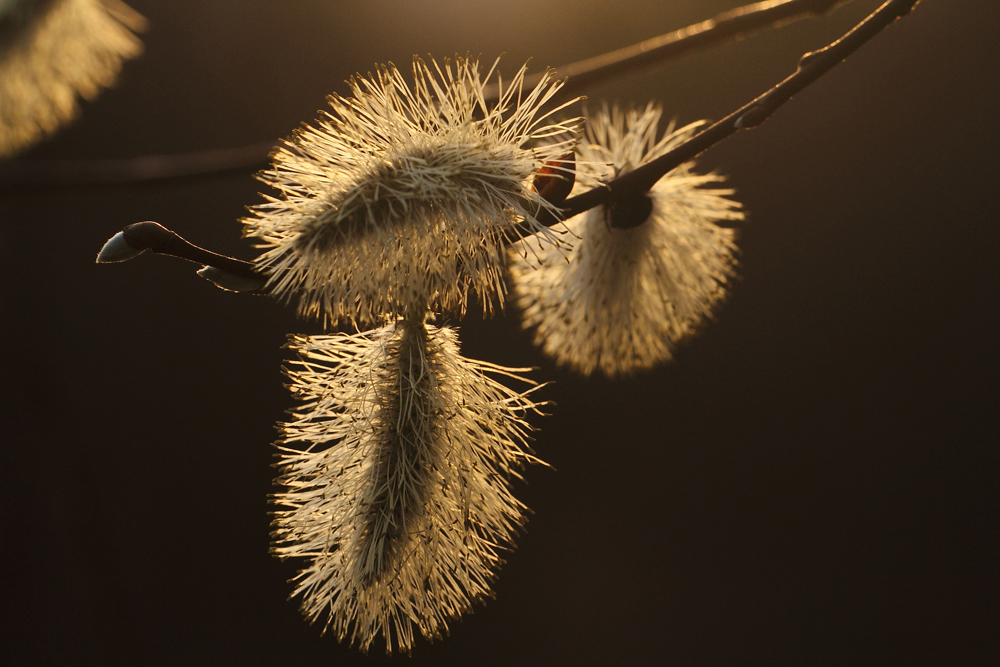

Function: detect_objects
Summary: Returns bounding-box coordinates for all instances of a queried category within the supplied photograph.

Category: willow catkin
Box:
[243,56,580,328]
[510,104,744,376]
[272,319,544,653]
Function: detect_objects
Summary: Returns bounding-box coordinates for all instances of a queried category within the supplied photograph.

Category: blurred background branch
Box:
[484,0,852,104]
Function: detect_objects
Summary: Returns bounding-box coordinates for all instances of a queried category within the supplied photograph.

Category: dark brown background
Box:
[1,0,997,664]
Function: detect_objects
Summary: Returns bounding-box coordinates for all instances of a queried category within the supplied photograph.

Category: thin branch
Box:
[96,0,921,291]
[531,0,922,230]
[484,0,852,104]
[6,0,851,187]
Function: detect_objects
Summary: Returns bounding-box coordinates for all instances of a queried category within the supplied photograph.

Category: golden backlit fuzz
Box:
[243,56,580,327]
[509,104,744,376]
[272,320,543,653]
[0,0,144,157]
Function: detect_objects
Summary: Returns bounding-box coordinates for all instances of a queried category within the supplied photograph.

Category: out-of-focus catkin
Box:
[510,104,744,376]
[0,0,145,157]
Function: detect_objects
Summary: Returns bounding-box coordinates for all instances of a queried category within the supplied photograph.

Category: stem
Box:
[530,0,922,231]
[97,0,920,290]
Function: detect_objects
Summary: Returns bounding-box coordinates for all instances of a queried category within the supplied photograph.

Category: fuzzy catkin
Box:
[243,56,580,328]
[509,104,744,376]
[272,320,543,653]
[0,0,144,157]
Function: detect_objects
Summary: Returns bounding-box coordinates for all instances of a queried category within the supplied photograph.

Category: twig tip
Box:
[96,231,146,263]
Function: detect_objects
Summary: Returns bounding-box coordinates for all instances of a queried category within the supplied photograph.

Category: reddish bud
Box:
[532,152,575,206]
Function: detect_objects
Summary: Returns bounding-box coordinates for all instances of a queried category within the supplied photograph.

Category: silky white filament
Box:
[509,104,744,376]
[0,0,144,157]
[243,56,580,328]
[271,319,544,653]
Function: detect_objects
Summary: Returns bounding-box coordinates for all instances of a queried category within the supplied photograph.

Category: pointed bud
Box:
[96,231,146,263]
[197,265,267,292]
